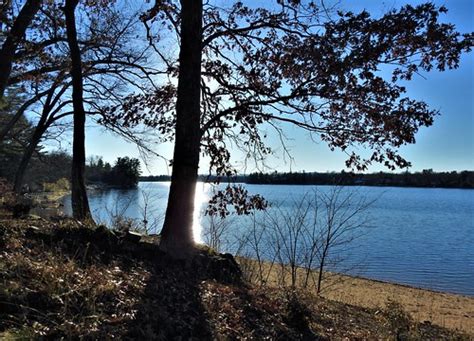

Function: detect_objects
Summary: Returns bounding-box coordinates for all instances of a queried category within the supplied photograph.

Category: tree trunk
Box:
[13,116,48,193]
[0,95,38,142]
[159,0,203,257]
[0,0,42,100]
[317,243,330,294]
[316,253,325,294]
[64,0,92,222]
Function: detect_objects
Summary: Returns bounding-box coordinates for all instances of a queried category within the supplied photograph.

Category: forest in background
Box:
[0,1,473,338]
[0,125,141,191]
[2,100,470,191]
[141,169,474,189]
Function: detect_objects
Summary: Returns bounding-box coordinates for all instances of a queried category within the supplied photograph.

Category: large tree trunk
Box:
[0,0,42,100]
[159,0,203,257]
[64,0,92,222]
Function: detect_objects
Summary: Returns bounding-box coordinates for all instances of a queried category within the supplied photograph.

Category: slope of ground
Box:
[0,218,470,340]
[240,260,474,334]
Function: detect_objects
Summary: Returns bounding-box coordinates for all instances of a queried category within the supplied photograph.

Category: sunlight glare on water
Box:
[67,183,474,295]
[192,182,210,243]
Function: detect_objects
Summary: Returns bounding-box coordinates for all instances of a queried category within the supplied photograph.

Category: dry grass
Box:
[0,219,470,339]
[0,220,148,338]
[237,258,474,335]
[323,273,474,335]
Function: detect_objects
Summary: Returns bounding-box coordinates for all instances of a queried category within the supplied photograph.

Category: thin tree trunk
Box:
[317,253,325,294]
[317,243,330,294]
[11,80,69,190]
[0,95,38,142]
[0,0,42,99]
[1,78,63,143]
[13,117,47,193]
[159,0,203,257]
[64,0,92,222]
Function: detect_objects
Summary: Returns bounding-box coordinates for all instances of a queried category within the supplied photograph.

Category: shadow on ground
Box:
[4,220,461,339]
[1,220,316,340]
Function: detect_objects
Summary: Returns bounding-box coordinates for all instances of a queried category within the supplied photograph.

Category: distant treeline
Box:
[141,169,474,189]
[87,156,141,189]
[141,174,247,183]
[0,150,141,192]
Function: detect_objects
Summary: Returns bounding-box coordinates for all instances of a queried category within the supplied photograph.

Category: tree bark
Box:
[64,0,92,222]
[0,0,42,100]
[13,115,48,193]
[0,94,39,142]
[159,0,203,257]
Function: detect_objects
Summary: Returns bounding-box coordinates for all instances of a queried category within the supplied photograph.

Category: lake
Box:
[63,182,474,296]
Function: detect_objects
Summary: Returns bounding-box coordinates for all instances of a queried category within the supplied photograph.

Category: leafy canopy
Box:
[102,1,472,215]
[107,1,472,173]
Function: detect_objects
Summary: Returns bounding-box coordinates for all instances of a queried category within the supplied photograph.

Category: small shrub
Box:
[42,178,70,192]
[0,178,14,203]
[111,216,139,233]
[385,299,411,340]
[0,179,33,217]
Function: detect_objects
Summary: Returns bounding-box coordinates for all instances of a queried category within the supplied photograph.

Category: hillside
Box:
[0,218,470,340]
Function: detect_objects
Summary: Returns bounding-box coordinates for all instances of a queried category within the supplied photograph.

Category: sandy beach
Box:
[238,259,474,335]
[322,273,474,335]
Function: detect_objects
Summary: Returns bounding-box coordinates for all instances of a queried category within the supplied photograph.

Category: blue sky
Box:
[84,0,473,175]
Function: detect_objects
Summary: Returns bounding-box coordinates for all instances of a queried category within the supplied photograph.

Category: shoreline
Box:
[29,183,109,218]
[140,179,474,190]
[339,272,473,299]
[238,259,474,334]
[1,217,472,335]
[323,273,474,334]
[27,190,69,218]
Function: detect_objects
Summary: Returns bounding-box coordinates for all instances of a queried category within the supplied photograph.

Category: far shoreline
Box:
[140,169,474,189]
[140,179,474,190]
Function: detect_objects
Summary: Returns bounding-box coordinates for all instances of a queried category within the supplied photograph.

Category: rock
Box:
[124,231,142,243]
[26,214,43,220]
[94,225,120,248]
[192,251,242,284]
[25,225,41,238]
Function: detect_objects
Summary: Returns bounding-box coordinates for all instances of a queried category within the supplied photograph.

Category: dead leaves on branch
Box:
[130,2,474,173]
[206,184,268,218]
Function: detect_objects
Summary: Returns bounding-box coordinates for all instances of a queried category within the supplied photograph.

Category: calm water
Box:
[63,182,474,296]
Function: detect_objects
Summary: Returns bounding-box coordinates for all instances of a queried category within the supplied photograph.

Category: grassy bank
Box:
[0,218,471,339]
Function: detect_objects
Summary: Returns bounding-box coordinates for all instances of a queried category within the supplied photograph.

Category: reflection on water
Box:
[193,182,210,243]
[63,182,210,243]
[62,182,474,296]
